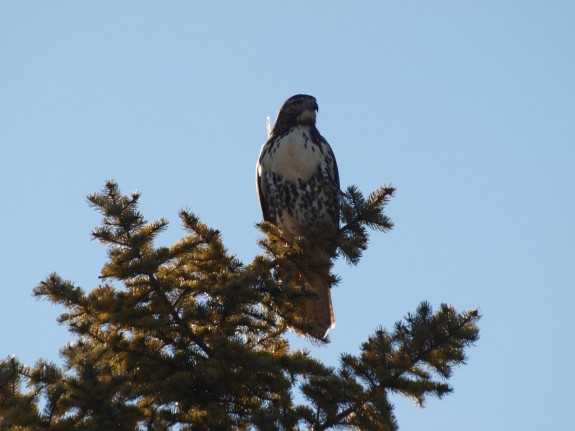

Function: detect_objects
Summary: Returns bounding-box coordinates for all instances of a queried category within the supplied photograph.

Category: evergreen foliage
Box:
[0,181,479,430]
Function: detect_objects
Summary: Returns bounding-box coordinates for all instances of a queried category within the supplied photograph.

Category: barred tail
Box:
[304,248,335,338]
[304,278,335,338]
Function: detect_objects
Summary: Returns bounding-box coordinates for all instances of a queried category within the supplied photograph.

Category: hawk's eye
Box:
[292,100,303,108]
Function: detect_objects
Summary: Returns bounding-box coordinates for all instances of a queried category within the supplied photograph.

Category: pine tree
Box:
[0,181,479,430]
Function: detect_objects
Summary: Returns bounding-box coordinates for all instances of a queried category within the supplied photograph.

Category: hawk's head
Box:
[272,94,319,136]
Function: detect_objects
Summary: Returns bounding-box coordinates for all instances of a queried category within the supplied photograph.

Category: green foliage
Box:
[338,185,395,264]
[0,181,480,430]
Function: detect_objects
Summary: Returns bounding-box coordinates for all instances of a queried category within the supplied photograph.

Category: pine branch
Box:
[311,302,481,428]
[338,185,395,264]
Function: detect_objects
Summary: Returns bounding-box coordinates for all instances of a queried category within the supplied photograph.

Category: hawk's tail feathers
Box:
[303,275,335,339]
[302,247,335,339]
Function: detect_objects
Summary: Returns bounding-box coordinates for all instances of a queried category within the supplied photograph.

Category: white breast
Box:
[260,127,323,183]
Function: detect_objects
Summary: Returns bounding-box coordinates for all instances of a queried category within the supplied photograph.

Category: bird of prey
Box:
[256,94,340,337]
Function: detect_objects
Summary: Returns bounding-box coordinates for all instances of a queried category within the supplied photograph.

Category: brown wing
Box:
[256,148,272,223]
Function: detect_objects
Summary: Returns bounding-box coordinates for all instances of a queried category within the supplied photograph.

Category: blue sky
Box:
[1,1,574,429]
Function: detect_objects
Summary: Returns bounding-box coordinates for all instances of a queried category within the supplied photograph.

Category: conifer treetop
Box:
[0,180,479,430]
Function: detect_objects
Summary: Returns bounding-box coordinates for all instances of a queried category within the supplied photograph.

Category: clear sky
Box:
[1,1,574,429]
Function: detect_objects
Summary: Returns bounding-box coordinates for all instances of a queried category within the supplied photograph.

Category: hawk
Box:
[256,94,340,337]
